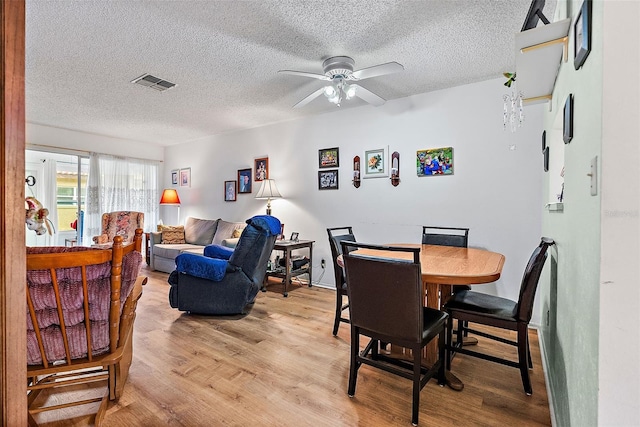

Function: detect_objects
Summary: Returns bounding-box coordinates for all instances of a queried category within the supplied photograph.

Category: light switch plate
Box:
[590,156,598,196]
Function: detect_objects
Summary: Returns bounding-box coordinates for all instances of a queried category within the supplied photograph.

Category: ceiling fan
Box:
[279,56,404,108]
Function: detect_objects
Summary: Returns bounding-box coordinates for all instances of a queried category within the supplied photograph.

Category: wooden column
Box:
[1,1,26,425]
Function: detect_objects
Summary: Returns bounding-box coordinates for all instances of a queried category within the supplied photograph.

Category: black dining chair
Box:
[422,226,471,338]
[341,241,448,426]
[327,226,356,336]
[444,237,555,395]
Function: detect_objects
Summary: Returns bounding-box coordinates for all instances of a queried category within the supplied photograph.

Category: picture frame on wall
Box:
[318,147,339,168]
[574,0,592,70]
[416,147,454,176]
[237,168,252,193]
[171,169,179,186]
[318,169,339,190]
[544,147,550,172]
[180,168,191,187]
[224,180,237,201]
[563,94,573,144]
[541,130,546,153]
[363,147,388,178]
[254,157,269,181]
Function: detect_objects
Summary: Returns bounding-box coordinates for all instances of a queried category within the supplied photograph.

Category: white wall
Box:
[27,122,165,161]
[164,77,545,322]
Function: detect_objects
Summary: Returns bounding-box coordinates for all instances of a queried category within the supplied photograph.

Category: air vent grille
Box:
[131,74,176,92]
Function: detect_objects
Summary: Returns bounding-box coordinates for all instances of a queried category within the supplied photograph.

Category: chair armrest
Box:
[204,244,234,260]
[150,232,162,246]
[93,233,109,244]
[175,253,228,281]
[118,275,146,345]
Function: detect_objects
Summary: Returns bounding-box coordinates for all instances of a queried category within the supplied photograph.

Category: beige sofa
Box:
[149,217,245,273]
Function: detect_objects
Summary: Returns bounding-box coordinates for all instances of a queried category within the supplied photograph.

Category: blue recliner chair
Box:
[168,215,281,315]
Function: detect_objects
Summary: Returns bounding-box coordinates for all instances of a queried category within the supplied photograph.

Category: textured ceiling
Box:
[26,0,556,146]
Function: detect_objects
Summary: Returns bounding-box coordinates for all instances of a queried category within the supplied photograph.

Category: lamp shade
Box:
[160,189,181,205]
[255,179,282,200]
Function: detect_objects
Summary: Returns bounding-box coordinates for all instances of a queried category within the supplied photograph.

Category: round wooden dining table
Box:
[337,243,506,389]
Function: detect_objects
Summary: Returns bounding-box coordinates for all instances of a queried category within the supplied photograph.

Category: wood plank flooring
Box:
[32,266,551,426]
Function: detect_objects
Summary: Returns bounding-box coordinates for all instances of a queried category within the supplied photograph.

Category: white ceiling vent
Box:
[131,74,176,92]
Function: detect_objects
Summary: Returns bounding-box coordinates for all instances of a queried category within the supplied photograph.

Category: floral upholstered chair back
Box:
[93,211,144,246]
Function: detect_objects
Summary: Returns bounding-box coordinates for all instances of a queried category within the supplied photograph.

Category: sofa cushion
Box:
[161,225,185,244]
[212,220,246,245]
[153,243,203,259]
[184,217,219,245]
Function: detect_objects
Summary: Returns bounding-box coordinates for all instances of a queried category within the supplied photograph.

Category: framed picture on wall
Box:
[416,147,454,176]
[318,147,339,168]
[237,168,252,193]
[224,180,237,201]
[254,157,269,181]
[180,168,191,187]
[574,0,592,70]
[318,169,339,190]
[171,169,179,185]
[563,94,573,144]
[363,147,388,178]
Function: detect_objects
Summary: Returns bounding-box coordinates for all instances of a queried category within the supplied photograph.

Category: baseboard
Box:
[533,325,558,427]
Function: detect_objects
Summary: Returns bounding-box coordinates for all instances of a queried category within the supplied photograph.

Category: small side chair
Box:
[92,211,144,247]
[444,237,555,395]
[326,226,356,336]
[341,241,448,426]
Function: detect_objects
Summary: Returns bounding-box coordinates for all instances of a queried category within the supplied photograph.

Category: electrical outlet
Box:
[321,259,326,268]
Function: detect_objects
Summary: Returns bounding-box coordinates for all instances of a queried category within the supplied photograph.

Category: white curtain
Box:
[41,159,59,245]
[85,153,159,239]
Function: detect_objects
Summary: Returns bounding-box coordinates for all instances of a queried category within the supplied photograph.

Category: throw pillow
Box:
[231,228,243,238]
[161,225,185,244]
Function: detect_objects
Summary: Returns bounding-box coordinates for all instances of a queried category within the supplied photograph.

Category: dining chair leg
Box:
[527,336,533,369]
[348,327,359,397]
[446,315,454,370]
[333,291,343,336]
[517,323,532,395]
[412,345,421,426]
[438,327,446,386]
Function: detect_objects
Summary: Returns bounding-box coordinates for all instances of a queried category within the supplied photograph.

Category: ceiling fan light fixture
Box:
[324,86,336,97]
[344,84,357,99]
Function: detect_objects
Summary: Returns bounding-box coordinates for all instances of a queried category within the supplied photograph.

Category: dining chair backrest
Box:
[341,241,423,344]
[516,237,554,323]
[421,226,469,248]
[327,227,356,286]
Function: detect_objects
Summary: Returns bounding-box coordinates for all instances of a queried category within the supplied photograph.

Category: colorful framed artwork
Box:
[574,0,592,70]
[563,94,573,144]
[318,169,339,190]
[180,168,191,187]
[416,147,454,176]
[237,168,252,193]
[319,147,339,168]
[224,180,237,201]
[363,147,388,178]
[171,169,179,186]
[254,157,269,181]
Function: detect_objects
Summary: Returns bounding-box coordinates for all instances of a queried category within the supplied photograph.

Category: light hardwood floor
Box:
[33,266,551,426]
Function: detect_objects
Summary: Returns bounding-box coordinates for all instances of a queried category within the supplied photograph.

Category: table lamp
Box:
[160,188,181,224]
[255,179,281,215]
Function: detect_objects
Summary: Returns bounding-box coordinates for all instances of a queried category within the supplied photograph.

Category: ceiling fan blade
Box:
[352,84,386,107]
[279,70,330,81]
[350,62,404,80]
[293,87,325,108]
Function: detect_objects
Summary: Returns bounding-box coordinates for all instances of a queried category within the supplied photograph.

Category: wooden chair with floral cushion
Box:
[92,211,144,247]
[27,230,146,426]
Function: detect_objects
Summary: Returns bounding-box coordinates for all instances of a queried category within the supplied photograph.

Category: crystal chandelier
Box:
[323,77,357,107]
[503,91,525,132]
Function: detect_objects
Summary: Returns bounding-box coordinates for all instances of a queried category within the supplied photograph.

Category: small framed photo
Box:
[563,94,573,144]
[318,147,339,168]
[180,168,191,187]
[574,0,592,70]
[171,169,179,186]
[290,232,299,242]
[541,130,546,153]
[416,147,454,176]
[364,148,388,178]
[224,180,236,201]
[237,168,252,193]
[543,147,550,172]
[318,169,339,190]
[254,157,269,181]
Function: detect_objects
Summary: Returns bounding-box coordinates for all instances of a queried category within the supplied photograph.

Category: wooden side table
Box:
[264,240,314,297]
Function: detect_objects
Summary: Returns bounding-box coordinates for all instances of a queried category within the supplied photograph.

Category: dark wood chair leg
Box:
[333,291,343,336]
[517,323,532,395]
[438,327,446,386]
[348,327,359,397]
[412,345,421,426]
[446,315,454,370]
